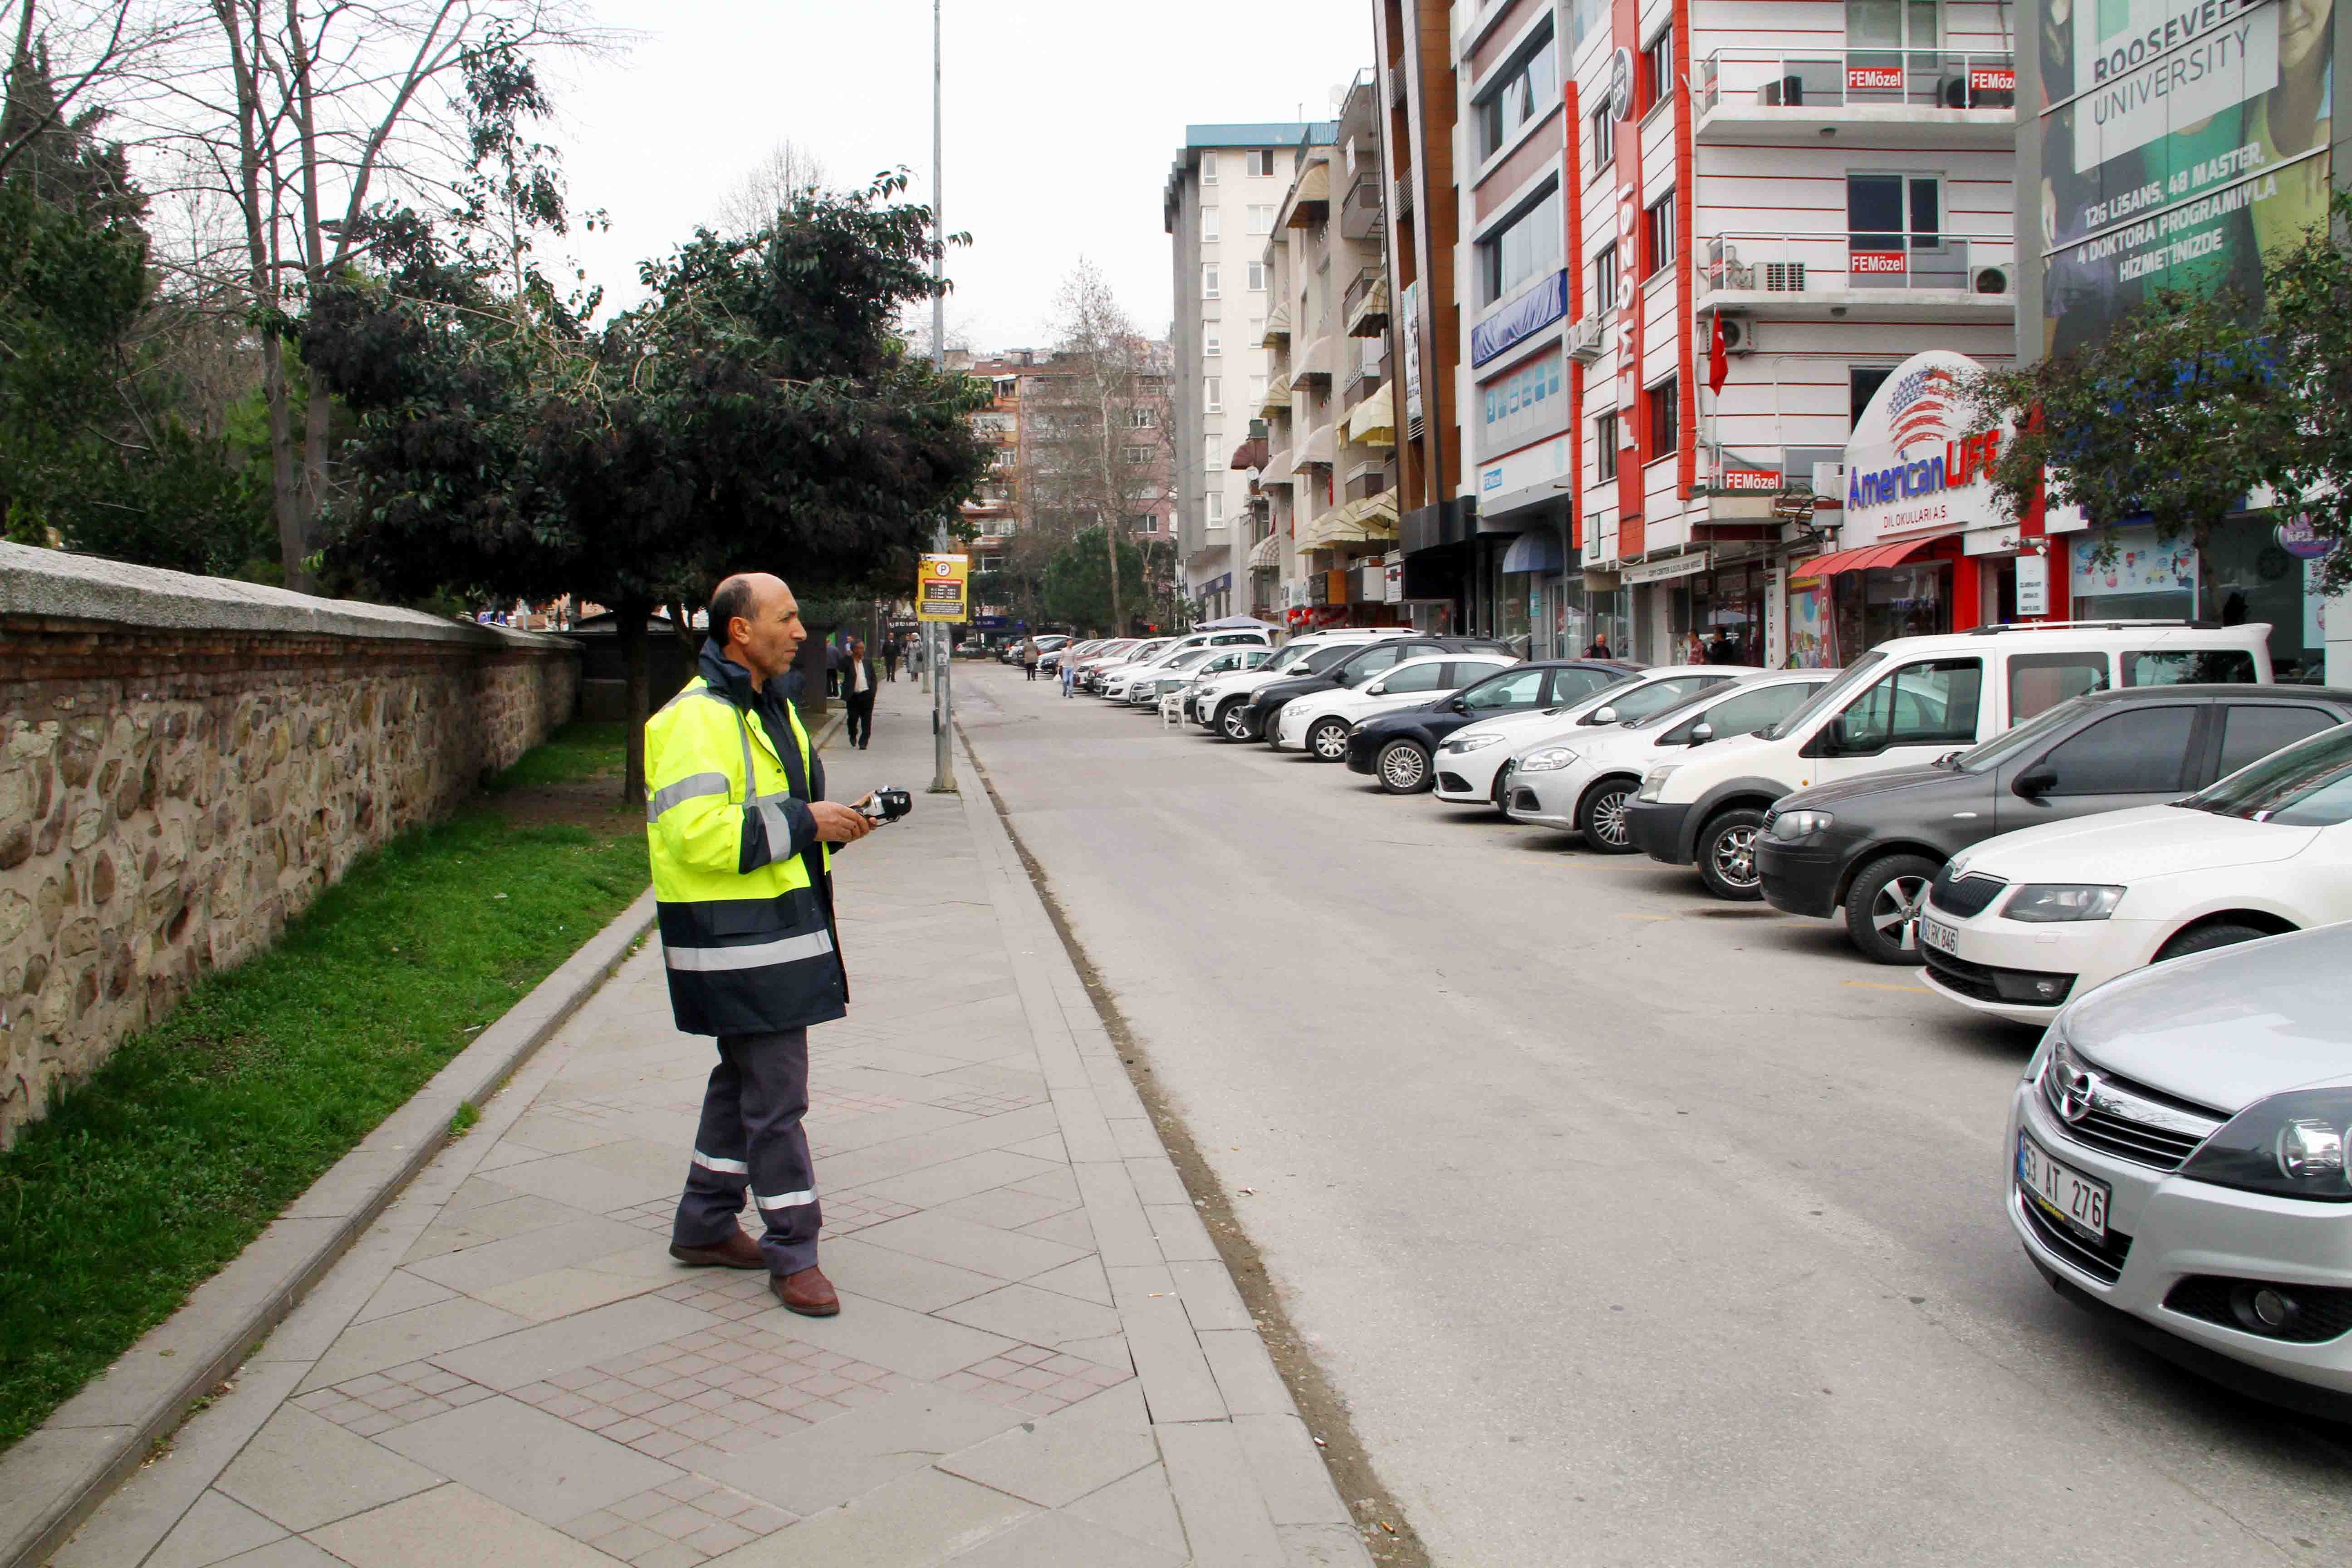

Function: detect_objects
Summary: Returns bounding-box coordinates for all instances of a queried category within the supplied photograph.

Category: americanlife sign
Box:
[2038,0,2332,354]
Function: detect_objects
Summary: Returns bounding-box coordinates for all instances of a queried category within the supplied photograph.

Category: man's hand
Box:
[809,801,874,843]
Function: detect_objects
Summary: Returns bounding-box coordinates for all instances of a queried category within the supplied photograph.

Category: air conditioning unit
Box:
[1974,266,2011,294]
[1718,314,1757,356]
[1565,313,1606,363]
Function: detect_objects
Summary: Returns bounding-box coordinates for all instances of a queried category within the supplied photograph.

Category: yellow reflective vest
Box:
[643,648,847,1034]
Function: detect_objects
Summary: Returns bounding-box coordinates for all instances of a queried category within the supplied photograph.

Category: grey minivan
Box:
[1755,685,2352,963]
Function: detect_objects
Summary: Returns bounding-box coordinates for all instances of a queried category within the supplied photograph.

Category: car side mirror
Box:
[1366,681,1387,696]
[1588,706,1618,725]
[1689,722,1715,745]
[1447,696,1470,713]
[2015,765,2058,799]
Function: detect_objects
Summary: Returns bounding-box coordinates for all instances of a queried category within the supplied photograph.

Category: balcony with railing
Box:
[1695,49,2016,146]
[1341,270,1388,338]
[1700,232,2014,320]
[1340,172,1383,240]
[1341,357,1387,416]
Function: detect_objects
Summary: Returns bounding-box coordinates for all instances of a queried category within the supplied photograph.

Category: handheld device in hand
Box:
[860,788,913,823]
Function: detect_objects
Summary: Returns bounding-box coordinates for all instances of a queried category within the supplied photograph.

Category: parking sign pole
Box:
[926,0,956,794]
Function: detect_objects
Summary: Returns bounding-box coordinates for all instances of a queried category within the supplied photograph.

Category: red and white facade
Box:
[1422,0,2025,662]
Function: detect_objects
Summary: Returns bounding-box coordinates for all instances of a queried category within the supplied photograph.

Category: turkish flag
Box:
[1706,314,1729,397]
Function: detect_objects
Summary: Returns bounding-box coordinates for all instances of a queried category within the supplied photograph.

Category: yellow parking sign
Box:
[916,553,969,623]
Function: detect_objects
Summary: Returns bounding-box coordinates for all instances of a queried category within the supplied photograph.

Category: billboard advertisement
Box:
[2037,0,2332,354]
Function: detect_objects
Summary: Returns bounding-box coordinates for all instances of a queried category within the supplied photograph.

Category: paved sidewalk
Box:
[49,676,1368,1568]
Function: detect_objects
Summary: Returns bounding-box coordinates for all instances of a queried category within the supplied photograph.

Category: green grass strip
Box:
[0,724,650,1450]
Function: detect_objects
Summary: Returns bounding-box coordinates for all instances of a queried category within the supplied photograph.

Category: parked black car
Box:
[1756,684,2352,964]
[1239,637,1512,742]
[1343,660,1642,792]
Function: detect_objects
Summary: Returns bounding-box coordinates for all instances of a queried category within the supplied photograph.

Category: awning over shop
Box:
[1248,531,1281,570]
[1500,529,1565,573]
[1300,488,1400,549]
[1284,161,1331,225]
[1787,538,1934,583]
[1345,380,1395,446]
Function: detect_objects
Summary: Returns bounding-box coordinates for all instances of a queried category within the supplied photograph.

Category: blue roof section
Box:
[1184,122,1338,147]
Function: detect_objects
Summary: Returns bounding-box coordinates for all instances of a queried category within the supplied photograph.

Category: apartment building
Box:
[1163,123,1328,622]
[1377,0,2021,663]
[1251,76,1402,631]
[961,354,1026,597]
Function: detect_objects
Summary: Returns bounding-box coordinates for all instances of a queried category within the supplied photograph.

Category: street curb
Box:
[0,887,659,1568]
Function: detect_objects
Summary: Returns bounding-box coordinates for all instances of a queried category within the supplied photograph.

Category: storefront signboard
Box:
[2069,524,2197,603]
[2277,514,2330,559]
[2037,0,2331,355]
[1847,64,1906,91]
[1971,65,2018,93]
[1623,550,1712,584]
[1850,249,1908,276]
[1841,349,2006,546]
[1383,555,1404,603]
[2017,553,2052,615]
[1401,279,1423,428]
[1717,468,1783,492]
[1764,567,1787,668]
[1476,435,1573,518]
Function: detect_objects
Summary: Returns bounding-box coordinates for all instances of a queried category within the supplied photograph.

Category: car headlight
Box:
[2002,884,2125,922]
[1637,764,1679,802]
[1768,809,1834,841]
[2180,1088,2352,1203]
[1444,734,1505,755]
[1519,747,1577,772]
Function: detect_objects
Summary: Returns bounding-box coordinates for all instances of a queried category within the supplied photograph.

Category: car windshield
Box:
[1950,696,2096,774]
[1761,652,1880,740]
[2178,723,2352,825]
[1166,648,1215,670]
[1627,681,1752,731]
[1305,644,1367,673]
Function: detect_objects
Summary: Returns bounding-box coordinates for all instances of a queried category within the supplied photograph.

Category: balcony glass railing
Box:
[1701,233,2014,295]
[1697,48,2015,112]
[1702,444,1847,495]
[1341,269,1381,321]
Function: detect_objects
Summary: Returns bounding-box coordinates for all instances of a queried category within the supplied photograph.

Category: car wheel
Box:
[2154,921,2278,963]
[1695,808,1768,901]
[1842,854,1940,965]
[1490,762,1513,816]
[1576,779,1640,854]
[1376,740,1431,794]
[1218,702,1251,742]
[1308,719,1351,762]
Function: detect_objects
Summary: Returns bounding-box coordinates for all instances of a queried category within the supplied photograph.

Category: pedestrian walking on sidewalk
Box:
[882,636,900,682]
[643,573,876,1318]
[843,637,877,749]
[1020,634,1039,681]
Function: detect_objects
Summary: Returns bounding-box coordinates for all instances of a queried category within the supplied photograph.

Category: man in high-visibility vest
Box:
[646,572,874,1317]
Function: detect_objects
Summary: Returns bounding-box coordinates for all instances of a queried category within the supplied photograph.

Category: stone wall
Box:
[0,544,580,1146]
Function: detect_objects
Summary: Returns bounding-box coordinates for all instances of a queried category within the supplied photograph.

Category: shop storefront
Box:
[2057,515,2335,683]
[1472,434,1574,653]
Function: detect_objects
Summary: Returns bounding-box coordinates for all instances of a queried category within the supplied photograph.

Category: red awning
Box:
[1788,538,1935,582]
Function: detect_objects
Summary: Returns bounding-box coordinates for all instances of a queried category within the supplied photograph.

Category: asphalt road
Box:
[946,661,2352,1567]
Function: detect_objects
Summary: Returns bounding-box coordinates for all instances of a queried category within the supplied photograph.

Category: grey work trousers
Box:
[673,1028,820,1276]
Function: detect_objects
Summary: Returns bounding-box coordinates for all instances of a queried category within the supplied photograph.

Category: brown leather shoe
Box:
[772,1265,840,1317]
[668,1228,766,1269]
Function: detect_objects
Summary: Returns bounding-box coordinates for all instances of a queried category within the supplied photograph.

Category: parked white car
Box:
[1192,630,1414,737]
[1112,646,1221,703]
[1272,653,1519,760]
[2004,920,2352,1409]
[1918,720,2352,1025]
[1088,639,1176,695]
[1432,666,1749,809]
[1626,620,2276,901]
[1163,647,1275,719]
[1505,671,1834,848]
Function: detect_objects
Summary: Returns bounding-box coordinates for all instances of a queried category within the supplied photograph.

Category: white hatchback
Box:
[1919,722,2352,1025]
[1432,666,1751,809]
[1273,654,1520,760]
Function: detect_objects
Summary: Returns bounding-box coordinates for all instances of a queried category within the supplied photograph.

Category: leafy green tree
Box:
[1041,525,1146,633]
[1970,192,2352,593]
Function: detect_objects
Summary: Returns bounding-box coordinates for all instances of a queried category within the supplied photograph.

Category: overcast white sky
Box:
[553,0,1369,350]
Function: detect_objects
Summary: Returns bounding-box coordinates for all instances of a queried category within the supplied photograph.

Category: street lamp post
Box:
[928,0,955,794]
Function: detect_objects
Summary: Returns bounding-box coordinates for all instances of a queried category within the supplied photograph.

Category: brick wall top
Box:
[0,543,573,652]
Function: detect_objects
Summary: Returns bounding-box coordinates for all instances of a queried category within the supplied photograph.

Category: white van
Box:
[1621,621,2274,900]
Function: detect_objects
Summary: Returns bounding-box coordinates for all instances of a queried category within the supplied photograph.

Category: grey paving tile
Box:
[430,1296,716,1390]
[1198,1329,1297,1417]
[1069,1163,1159,1269]
[1276,1521,1379,1566]
[1143,1203,1220,1264]
[940,1508,1186,1568]
[215,1407,441,1533]
[1166,1259,1253,1333]
[936,1283,1122,1348]
[818,1104,1063,1191]
[1021,1255,1113,1308]
[1013,1208,1094,1250]
[1235,1413,1356,1528]
[689,1385,1028,1517]
[305,1481,615,1566]
[143,1490,286,1568]
[491,1137,689,1214]
[935,1381,1155,1509]
[477,1264,669,1321]
[1004,1134,1068,1164]
[851,1210,1088,1283]
[746,1294,1016,1383]
[1066,1462,1190,1561]
[1122,1156,1190,1208]
[856,1149,1061,1210]
[817,1235,1004,1313]
[400,1196,601,1266]
[1107,1118,1165,1161]
[406,1214,653,1294]
[717,1465,1033,1567]
[299,1297,534,1393]
[376,1394,679,1525]
[1047,1087,1122,1164]
[1158,1420,1287,1567]
[926,1184,1079,1233]
[207,1540,345,1567]
[1102,1264,1177,1309]
[1119,1294,1226,1425]
[353,1269,460,1326]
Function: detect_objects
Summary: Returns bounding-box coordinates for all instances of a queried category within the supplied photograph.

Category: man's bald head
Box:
[709,573,803,690]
